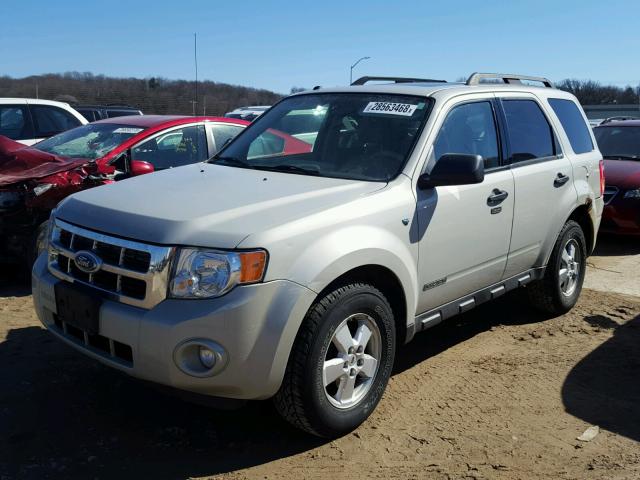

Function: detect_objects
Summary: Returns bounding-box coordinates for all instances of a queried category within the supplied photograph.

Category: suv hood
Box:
[56,163,385,248]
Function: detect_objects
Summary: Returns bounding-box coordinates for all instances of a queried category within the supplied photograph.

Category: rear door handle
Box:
[554,173,570,187]
[487,189,509,206]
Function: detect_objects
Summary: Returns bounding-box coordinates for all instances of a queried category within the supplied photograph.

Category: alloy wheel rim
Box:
[559,238,581,297]
[323,313,382,409]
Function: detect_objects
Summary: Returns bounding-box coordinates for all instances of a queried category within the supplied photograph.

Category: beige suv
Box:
[32,73,604,437]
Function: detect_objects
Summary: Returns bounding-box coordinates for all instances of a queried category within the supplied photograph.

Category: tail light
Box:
[599,159,605,197]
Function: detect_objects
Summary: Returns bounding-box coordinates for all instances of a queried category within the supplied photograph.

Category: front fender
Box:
[262,224,419,330]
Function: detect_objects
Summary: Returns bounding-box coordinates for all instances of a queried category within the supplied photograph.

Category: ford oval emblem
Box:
[74,250,102,274]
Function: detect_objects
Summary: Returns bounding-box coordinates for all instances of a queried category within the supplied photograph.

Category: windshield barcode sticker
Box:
[113,127,144,134]
[363,102,418,116]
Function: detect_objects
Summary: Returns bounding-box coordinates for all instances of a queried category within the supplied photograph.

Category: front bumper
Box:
[32,253,316,400]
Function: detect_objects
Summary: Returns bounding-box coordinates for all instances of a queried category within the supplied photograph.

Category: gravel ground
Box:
[0,235,639,480]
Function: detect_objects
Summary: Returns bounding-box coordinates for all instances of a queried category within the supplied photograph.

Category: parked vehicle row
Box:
[31,73,604,437]
[74,104,143,123]
[0,115,249,264]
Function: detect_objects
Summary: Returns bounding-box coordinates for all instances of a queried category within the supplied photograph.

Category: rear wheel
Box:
[527,220,587,315]
[274,283,396,438]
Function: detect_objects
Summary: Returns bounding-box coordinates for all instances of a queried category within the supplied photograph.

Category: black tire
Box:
[26,221,49,270]
[274,283,396,438]
[527,220,587,315]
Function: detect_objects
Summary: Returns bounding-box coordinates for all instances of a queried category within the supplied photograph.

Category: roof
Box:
[594,120,640,127]
[298,82,572,101]
[0,97,74,107]
[92,115,248,128]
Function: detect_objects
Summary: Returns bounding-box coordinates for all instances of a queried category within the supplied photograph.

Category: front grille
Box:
[53,315,134,365]
[48,219,174,309]
[603,186,619,205]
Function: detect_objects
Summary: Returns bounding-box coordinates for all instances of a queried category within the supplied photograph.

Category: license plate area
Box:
[54,282,101,335]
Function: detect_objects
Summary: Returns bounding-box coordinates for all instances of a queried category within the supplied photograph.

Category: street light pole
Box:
[350,56,371,85]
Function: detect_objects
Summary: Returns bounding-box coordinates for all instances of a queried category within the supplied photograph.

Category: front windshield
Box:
[594,126,640,159]
[34,123,145,160]
[212,93,432,181]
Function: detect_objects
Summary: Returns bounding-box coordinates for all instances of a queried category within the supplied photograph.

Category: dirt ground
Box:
[1,235,639,480]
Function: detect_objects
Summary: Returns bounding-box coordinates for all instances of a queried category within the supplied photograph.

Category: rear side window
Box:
[548,99,593,154]
[502,100,556,162]
[31,105,82,138]
[211,124,244,153]
[0,105,34,140]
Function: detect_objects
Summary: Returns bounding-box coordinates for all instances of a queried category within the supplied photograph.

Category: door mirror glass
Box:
[130,160,155,176]
[418,153,485,189]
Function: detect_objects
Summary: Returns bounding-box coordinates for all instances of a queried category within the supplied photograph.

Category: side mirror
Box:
[418,154,485,189]
[130,160,155,176]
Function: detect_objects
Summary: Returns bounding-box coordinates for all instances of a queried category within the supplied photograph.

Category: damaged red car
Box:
[0,115,251,265]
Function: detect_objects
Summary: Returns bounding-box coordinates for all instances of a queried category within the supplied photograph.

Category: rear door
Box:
[416,97,515,313]
[29,104,83,142]
[498,94,577,276]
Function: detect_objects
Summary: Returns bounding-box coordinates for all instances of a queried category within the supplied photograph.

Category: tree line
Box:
[0,72,283,115]
[0,73,638,111]
[556,79,639,105]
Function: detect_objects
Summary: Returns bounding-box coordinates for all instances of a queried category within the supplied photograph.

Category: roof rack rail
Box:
[466,72,554,88]
[600,116,640,124]
[351,76,447,86]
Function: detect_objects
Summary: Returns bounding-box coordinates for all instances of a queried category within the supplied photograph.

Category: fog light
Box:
[173,339,228,377]
[199,346,216,369]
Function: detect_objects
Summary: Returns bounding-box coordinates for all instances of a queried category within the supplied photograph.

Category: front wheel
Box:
[527,220,587,315]
[274,283,396,438]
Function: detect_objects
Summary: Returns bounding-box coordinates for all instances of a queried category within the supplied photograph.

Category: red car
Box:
[593,120,640,236]
[0,115,249,264]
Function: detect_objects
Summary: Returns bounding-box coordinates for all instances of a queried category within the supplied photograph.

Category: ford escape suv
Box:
[32,73,604,438]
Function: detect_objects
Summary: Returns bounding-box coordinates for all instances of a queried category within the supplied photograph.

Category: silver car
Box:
[32,73,604,437]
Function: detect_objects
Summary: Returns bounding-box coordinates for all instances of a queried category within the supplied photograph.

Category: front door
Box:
[416,98,514,313]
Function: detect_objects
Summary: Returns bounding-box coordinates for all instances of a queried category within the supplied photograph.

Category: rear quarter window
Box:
[548,98,593,154]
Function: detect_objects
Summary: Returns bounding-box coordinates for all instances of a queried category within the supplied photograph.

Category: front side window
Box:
[502,100,557,162]
[433,101,500,169]
[594,126,640,160]
[213,93,431,182]
[0,105,33,140]
[34,123,144,159]
[31,105,82,138]
[132,125,207,169]
[548,98,593,154]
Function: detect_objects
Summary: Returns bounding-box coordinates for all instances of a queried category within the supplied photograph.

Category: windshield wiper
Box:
[208,155,250,167]
[253,164,320,176]
[604,154,640,161]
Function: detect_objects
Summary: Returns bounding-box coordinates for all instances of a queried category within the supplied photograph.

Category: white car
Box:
[224,105,271,122]
[0,98,87,146]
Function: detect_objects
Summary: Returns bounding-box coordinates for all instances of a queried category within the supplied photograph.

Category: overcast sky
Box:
[2,0,639,94]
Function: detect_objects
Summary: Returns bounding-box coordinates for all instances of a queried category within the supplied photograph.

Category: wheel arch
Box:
[567,202,595,255]
[314,264,409,348]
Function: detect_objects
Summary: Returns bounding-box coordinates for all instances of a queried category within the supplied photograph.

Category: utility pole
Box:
[350,56,371,85]
[194,33,199,116]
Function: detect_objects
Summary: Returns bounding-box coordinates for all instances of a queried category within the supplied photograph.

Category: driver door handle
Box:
[487,189,509,206]
[554,173,570,187]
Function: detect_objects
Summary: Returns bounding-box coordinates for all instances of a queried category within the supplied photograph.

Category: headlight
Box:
[624,188,640,199]
[169,248,267,299]
[33,183,54,196]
